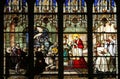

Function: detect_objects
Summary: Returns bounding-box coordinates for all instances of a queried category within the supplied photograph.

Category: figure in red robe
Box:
[72,36,87,69]
[73,36,84,59]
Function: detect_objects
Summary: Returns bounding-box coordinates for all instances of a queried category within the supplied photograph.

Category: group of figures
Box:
[93,15,117,79]
[63,34,87,69]
[94,35,117,73]
[34,26,59,74]
[6,43,28,74]
[6,26,59,75]
[63,34,84,60]
[34,26,88,74]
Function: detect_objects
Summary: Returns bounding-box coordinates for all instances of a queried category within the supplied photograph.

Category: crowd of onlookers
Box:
[94,35,117,76]
[6,40,59,75]
[6,43,28,74]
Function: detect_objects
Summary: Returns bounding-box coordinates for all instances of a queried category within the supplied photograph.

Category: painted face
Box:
[75,36,78,40]
[108,36,113,41]
[16,43,20,48]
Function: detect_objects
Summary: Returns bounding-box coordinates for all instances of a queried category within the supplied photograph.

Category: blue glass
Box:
[81,0,85,6]
[36,0,39,6]
[6,0,9,6]
[65,0,69,7]
[52,0,56,7]
[63,49,68,61]
[22,0,27,6]
[111,0,115,7]
[94,0,98,6]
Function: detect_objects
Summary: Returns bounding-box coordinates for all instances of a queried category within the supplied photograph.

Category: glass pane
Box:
[4,14,28,32]
[63,34,88,75]
[63,0,87,13]
[93,0,116,13]
[93,15,117,32]
[34,32,58,74]
[4,0,28,13]
[34,14,58,77]
[93,34,118,74]
[63,0,88,77]
[64,15,87,32]
[92,0,118,78]
[34,0,58,13]
[4,33,28,76]
[4,1,28,77]
[34,0,58,77]
[34,15,58,32]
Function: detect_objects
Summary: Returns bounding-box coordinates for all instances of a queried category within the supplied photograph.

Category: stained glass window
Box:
[93,0,118,79]
[1,0,119,79]
[63,0,88,78]
[4,0,28,79]
[34,0,58,78]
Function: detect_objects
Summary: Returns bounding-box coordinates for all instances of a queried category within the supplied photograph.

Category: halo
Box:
[72,34,80,39]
